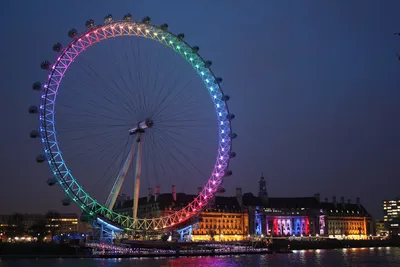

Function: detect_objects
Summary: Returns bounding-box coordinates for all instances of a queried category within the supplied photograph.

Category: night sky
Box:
[0,0,399,219]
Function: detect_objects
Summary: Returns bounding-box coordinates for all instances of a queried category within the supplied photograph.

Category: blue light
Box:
[97,218,124,232]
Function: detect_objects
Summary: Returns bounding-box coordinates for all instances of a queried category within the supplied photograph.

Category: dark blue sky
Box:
[0,0,399,218]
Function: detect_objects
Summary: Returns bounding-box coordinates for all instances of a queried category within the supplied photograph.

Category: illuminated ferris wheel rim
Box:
[37,16,235,231]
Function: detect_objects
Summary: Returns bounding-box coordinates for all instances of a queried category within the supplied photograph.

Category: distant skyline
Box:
[1,0,400,219]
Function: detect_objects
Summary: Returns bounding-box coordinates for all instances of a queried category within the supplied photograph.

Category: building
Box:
[383,198,400,236]
[46,213,79,235]
[375,220,387,236]
[318,197,372,239]
[191,195,248,241]
[114,186,249,241]
[114,175,373,241]
[241,175,373,240]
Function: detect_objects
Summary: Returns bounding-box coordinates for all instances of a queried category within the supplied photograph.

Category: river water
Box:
[1,247,399,267]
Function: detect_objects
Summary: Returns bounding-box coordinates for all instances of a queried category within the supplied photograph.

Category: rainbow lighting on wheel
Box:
[29,13,236,234]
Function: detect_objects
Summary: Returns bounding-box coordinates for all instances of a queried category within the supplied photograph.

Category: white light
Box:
[221,130,224,133]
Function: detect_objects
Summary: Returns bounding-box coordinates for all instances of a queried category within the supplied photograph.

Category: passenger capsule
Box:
[221,95,230,101]
[68,28,78,38]
[29,105,38,114]
[123,13,132,21]
[36,154,46,163]
[229,152,236,158]
[214,77,222,84]
[30,130,39,138]
[192,46,199,52]
[62,198,71,206]
[224,170,233,177]
[47,177,58,186]
[177,33,185,40]
[104,14,113,24]
[230,133,237,139]
[160,24,168,30]
[85,19,95,29]
[32,82,42,91]
[226,114,235,120]
[52,43,62,52]
[40,60,51,70]
[142,16,151,24]
[204,61,212,67]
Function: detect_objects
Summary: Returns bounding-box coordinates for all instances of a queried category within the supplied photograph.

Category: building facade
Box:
[241,175,373,240]
[114,186,249,241]
[46,213,79,235]
[375,220,388,236]
[114,175,373,241]
[383,198,400,236]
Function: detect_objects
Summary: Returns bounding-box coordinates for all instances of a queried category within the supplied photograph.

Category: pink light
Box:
[220,156,223,160]
[199,202,202,206]
[218,165,221,168]
[212,181,216,185]
[204,196,207,199]
[208,188,211,192]
[86,34,89,37]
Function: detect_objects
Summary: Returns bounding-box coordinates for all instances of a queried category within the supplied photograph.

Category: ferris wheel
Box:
[29,14,236,233]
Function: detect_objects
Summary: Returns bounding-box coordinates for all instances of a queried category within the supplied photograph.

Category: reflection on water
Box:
[1,247,399,267]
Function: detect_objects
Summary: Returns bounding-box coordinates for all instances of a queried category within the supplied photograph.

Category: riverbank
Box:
[1,239,399,259]
[268,238,400,250]
[0,249,291,259]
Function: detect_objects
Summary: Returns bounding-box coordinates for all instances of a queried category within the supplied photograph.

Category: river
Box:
[0,247,399,266]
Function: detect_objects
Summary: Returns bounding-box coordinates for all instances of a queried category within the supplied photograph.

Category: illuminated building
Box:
[114,186,249,241]
[242,175,372,240]
[319,197,372,239]
[46,213,79,235]
[375,220,388,236]
[383,198,400,236]
[191,195,248,241]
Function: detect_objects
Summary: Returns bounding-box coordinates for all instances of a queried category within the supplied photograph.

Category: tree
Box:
[29,220,47,242]
[161,234,169,242]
